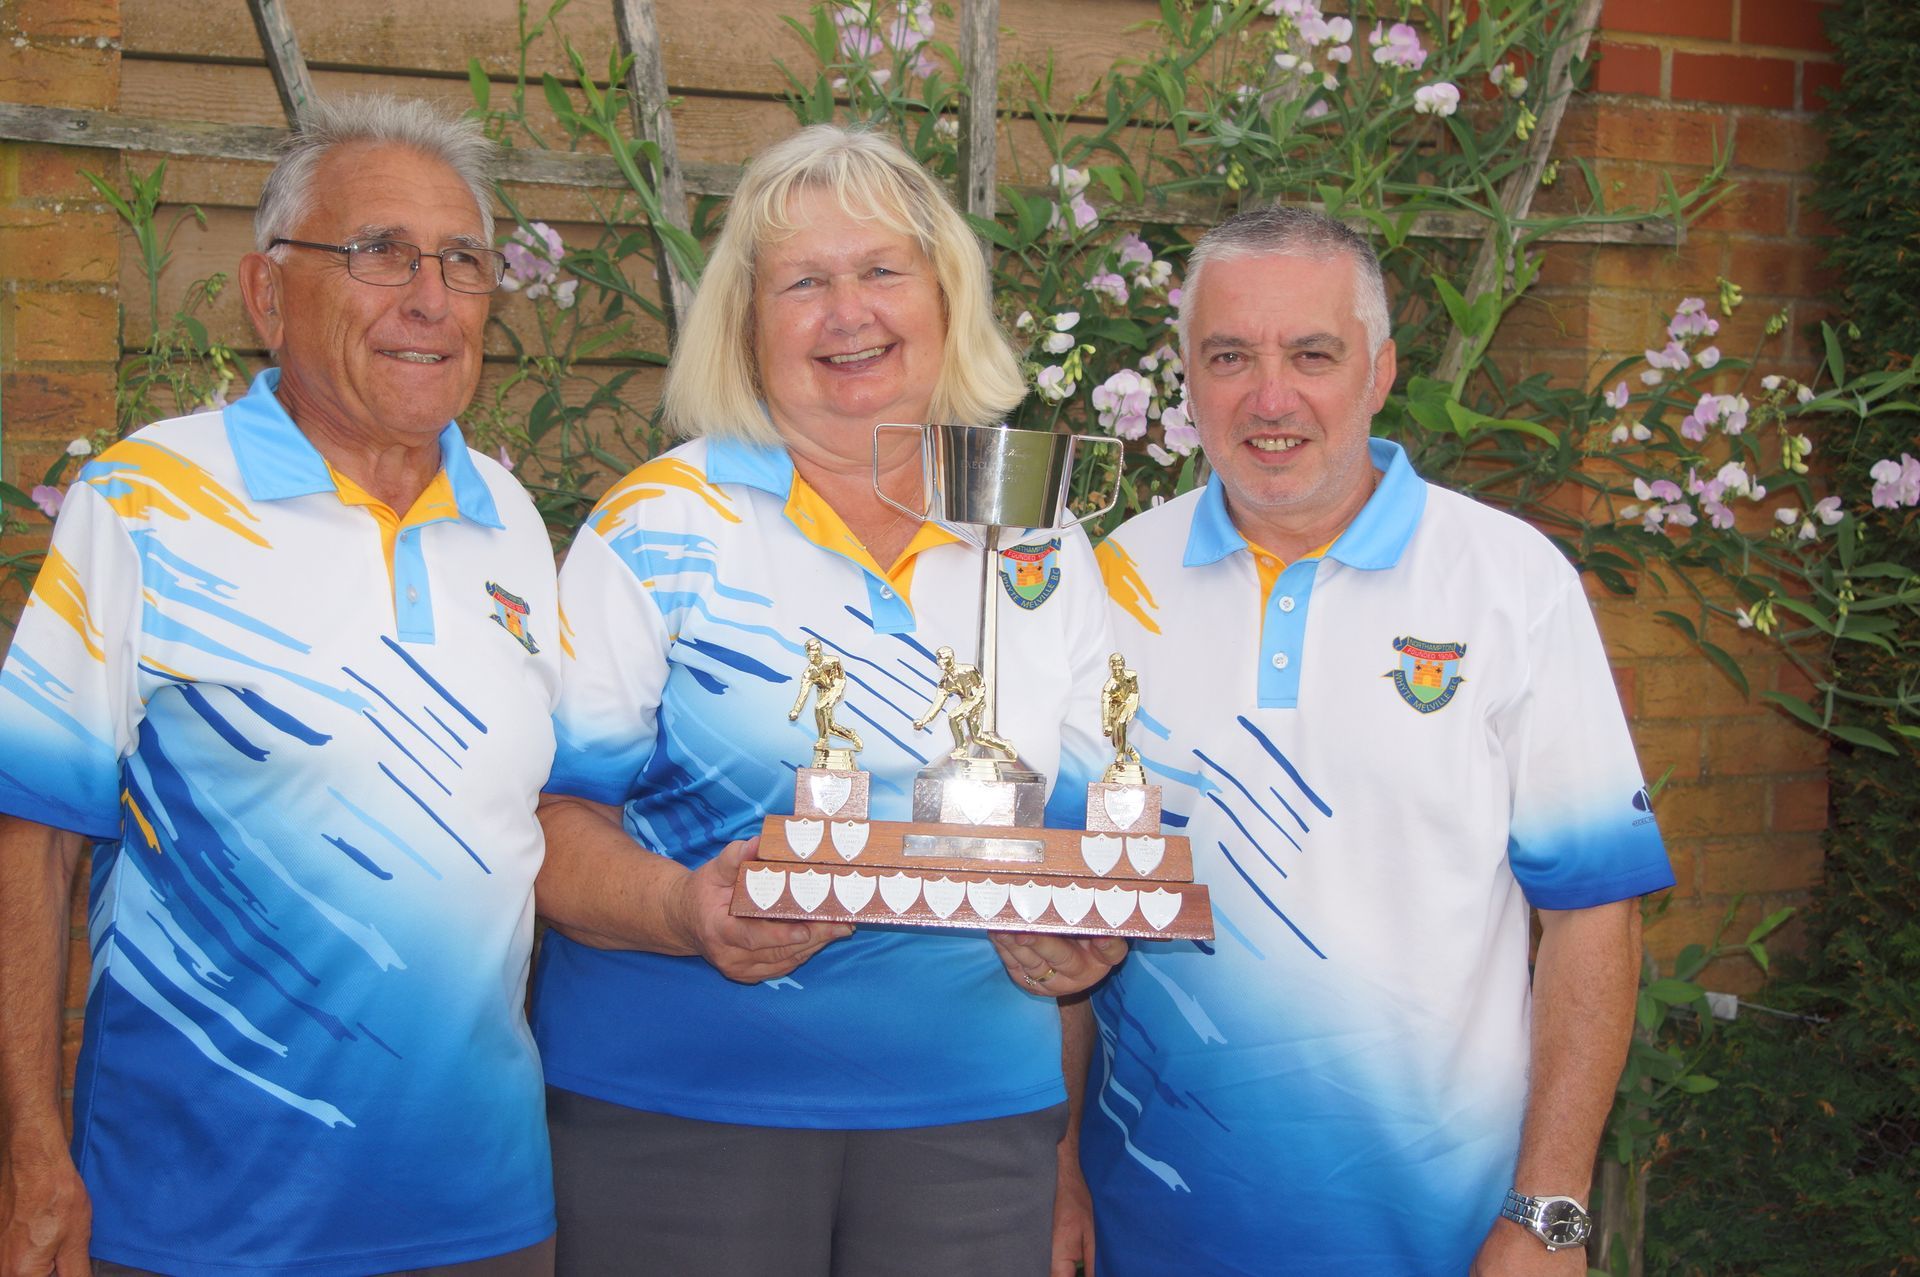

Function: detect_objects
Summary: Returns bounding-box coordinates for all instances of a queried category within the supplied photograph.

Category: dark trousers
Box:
[547,1086,1068,1277]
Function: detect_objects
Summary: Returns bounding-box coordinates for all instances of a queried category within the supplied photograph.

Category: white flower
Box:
[1413,82,1461,116]
[1051,311,1080,332]
[1796,384,1815,404]
[65,438,93,457]
[1697,346,1721,369]
[1774,507,1799,525]
[1762,374,1783,390]
[1604,381,1630,410]
[1640,370,1664,386]
[1034,365,1075,402]
[1048,164,1089,197]
[1015,310,1035,331]
[1813,495,1844,525]
[1042,331,1075,354]
[553,279,578,309]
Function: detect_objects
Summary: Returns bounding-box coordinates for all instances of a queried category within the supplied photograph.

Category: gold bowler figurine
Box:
[789,637,864,770]
[1100,651,1145,785]
[911,645,1018,764]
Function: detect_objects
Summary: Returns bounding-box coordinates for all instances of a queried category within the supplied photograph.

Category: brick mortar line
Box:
[1597,33,1835,63]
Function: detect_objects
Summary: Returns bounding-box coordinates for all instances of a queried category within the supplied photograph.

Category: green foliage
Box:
[1643,2,1920,1271]
[461,0,686,537]
[1,161,236,629]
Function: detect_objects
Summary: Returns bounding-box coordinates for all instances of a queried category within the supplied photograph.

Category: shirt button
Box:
[406,586,420,603]
[1278,595,1296,613]
[1257,555,1276,570]
[878,586,895,600]
[1270,652,1290,670]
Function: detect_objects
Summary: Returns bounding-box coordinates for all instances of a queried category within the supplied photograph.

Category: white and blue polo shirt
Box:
[534,434,1113,1127]
[0,370,559,1275]
[1083,438,1673,1276]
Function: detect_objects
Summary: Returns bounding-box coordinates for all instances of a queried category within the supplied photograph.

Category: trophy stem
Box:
[977,523,1001,738]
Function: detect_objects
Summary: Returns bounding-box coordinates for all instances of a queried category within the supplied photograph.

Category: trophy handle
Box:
[872,423,934,521]
[1060,434,1126,529]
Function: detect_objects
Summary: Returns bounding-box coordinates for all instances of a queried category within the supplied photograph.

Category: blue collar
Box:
[223,368,503,528]
[705,435,796,497]
[1182,437,1426,570]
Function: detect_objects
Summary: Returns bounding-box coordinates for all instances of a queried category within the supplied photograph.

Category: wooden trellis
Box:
[0,0,1675,464]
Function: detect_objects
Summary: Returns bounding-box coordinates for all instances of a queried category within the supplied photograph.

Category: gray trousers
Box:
[547,1087,1068,1277]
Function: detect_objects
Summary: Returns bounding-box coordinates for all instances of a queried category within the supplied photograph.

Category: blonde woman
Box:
[530,125,1124,1276]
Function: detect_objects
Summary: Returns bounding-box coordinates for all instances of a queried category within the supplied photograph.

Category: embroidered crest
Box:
[486,581,539,653]
[1385,635,1465,712]
[998,539,1062,610]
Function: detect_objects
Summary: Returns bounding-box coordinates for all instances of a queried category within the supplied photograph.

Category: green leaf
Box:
[541,74,574,125]
[1433,275,1474,335]
[1655,610,1698,642]
[1760,691,1826,732]
[1821,321,1846,387]
[1646,977,1702,1005]
[1635,990,1661,1033]
[1673,1074,1720,1094]
[0,480,39,508]
[1827,722,1900,755]
[1746,942,1772,973]
[468,59,492,111]
[964,212,1016,250]
[1698,639,1751,698]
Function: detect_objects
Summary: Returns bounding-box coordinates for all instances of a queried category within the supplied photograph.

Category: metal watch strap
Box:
[1500,1189,1591,1252]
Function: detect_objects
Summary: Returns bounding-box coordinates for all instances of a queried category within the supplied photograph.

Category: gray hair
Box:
[254,94,498,251]
[1177,204,1391,357]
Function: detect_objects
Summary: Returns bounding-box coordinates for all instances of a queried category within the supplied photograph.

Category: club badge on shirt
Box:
[999,539,1061,611]
[486,581,539,653]
[1386,635,1466,712]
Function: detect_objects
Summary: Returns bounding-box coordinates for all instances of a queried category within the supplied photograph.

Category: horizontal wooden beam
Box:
[0,103,1680,247]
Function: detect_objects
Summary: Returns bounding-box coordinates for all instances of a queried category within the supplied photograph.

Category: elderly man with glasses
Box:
[0,96,560,1276]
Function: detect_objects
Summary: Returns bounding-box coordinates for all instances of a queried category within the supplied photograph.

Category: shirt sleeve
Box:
[545,523,672,807]
[1044,526,1118,830]
[0,481,144,838]
[1500,569,1675,910]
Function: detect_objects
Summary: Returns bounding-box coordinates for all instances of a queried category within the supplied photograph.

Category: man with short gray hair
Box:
[0,95,559,1275]
[1057,205,1675,1275]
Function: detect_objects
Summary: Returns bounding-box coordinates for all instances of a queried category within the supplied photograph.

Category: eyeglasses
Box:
[269,238,510,295]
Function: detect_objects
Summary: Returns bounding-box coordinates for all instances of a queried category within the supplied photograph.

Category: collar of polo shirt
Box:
[225,367,503,529]
[221,368,505,642]
[1181,437,1427,709]
[705,435,966,630]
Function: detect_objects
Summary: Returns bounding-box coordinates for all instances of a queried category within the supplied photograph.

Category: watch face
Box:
[1540,1200,1592,1247]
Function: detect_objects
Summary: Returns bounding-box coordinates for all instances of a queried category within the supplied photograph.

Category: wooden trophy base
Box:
[728,772,1213,941]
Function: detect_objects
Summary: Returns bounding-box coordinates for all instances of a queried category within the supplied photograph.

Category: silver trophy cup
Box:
[875,422,1122,837]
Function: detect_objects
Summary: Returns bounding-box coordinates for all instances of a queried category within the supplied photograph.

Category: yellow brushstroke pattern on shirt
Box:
[86,439,270,548]
[1097,540,1160,635]
[557,603,576,660]
[593,457,739,531]
[125,791,162,853]
[28,546,106,662]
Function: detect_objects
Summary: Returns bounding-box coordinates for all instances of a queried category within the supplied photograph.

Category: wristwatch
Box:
[1499,1189,1592,1252]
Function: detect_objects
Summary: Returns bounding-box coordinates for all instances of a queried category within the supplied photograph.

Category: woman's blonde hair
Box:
[662,125,1025,442]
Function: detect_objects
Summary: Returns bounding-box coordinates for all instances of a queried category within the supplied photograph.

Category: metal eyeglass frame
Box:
[268,238,509,294]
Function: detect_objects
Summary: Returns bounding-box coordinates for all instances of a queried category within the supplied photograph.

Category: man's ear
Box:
[238,251,283,352]
[1369,338,1397,414]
